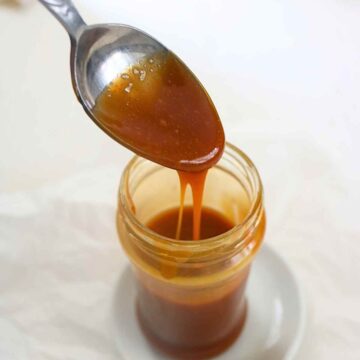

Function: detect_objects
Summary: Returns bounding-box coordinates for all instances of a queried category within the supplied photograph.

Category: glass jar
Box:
[116,143,266,358]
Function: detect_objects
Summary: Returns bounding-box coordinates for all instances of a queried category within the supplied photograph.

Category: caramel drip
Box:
[176,170,208,240]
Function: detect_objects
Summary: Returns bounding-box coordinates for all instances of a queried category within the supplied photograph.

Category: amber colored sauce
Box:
[137,279,248,360]
[176,170,208,240]
[140,207,249,359]
[93,52,224,172]
[149,205,233,240]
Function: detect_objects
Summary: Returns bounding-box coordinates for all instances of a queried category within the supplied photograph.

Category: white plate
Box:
[112,244,306,360]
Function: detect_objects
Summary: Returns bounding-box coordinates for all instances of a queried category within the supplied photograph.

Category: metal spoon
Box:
[38,0,224,170]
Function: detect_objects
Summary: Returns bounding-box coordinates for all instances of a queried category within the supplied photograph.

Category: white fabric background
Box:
[0,0,359,359]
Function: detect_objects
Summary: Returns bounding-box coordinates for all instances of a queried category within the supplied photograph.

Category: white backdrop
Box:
[0,0,359,359]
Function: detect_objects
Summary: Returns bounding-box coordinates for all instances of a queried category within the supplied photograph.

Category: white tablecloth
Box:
[0,1,359,359]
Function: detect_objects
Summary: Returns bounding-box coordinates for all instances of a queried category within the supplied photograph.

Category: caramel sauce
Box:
[140,207,248,359]
[176,170,208,240]
[93,52,224,172]
[137,276,248,360]
[148,205,233,240]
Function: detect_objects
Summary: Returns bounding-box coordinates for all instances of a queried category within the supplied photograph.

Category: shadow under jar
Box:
[117,143,266,359]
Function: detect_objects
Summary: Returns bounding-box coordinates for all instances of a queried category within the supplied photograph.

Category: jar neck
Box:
[118,143,264,265]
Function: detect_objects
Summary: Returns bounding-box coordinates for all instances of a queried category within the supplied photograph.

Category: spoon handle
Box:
[38,0,86,40]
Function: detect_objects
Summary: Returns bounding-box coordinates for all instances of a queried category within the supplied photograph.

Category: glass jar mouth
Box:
[118,142,264,254]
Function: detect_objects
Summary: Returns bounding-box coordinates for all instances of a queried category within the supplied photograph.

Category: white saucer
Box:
[113,244,306,360]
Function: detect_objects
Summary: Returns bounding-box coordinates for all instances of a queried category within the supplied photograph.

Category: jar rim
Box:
[118,142,264,254]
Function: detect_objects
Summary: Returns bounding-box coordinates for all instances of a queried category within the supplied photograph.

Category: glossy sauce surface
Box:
[148,205,234,240]
[93,52,224,172]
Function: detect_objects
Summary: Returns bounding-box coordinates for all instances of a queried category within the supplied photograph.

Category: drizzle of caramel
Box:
[176,170,208,240]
